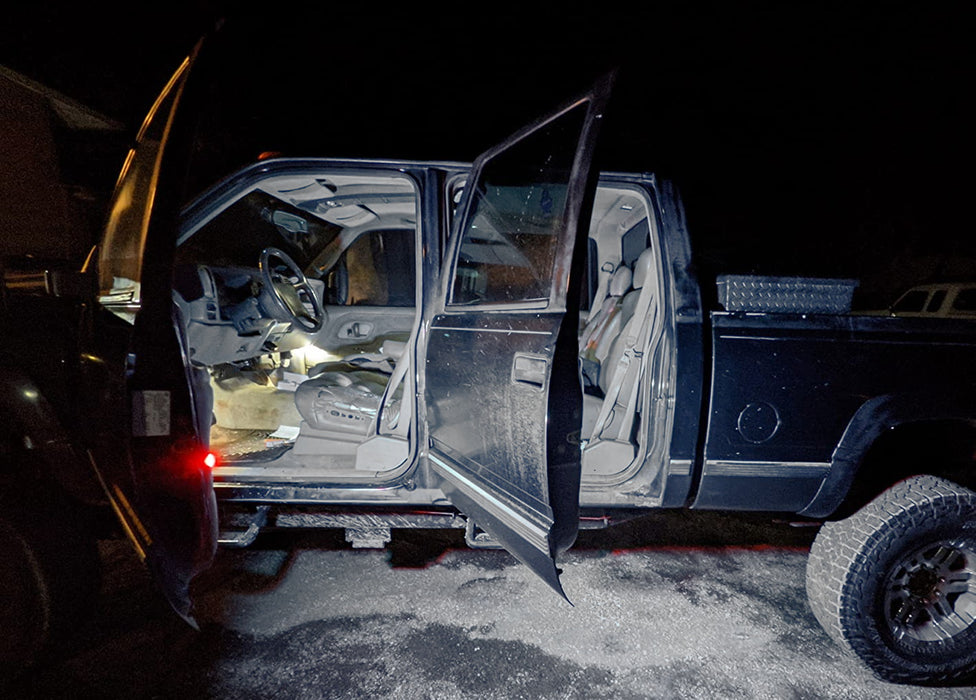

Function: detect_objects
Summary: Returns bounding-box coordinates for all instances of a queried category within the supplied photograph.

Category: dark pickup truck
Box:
[3,26,976,687]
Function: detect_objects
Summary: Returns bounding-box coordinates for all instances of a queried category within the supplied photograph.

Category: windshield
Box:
[176,189,341,271]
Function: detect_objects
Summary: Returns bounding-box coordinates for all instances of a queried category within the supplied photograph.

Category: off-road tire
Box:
[806,475,976,684]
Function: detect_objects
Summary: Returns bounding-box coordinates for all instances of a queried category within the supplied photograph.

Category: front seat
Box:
[294,340,405,437]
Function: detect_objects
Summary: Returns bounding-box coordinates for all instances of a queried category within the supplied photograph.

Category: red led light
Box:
[203,451,218,469]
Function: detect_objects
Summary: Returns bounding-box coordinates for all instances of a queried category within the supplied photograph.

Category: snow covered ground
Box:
[11,513,976,699]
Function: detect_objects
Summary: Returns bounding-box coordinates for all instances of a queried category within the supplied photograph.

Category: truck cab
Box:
[887,282,976,319]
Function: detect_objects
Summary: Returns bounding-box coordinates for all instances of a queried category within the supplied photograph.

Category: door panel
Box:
[316,306,415,354]
[425,74,613,597]
[313,219,420,355]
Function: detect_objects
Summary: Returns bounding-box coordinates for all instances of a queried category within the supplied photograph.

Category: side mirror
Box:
[2,266,96,300]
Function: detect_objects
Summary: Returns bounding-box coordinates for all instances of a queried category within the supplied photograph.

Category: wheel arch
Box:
[800,393,976,519]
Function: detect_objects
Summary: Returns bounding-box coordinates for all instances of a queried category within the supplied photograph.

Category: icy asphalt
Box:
[11,512,976,699]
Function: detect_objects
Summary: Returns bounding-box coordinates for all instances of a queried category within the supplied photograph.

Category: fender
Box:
[799,391,976,518]
[0,365,102,504]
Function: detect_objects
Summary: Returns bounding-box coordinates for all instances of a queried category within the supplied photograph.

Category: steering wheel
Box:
[258,247,325,333]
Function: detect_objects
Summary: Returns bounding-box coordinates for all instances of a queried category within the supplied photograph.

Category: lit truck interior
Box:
[171,164,666,488]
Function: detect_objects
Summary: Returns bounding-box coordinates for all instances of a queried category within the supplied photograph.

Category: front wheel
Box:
[806,475,976,684]
[0,505,102,684]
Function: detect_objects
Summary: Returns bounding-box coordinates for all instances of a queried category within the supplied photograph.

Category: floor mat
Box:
[211,426,292,461]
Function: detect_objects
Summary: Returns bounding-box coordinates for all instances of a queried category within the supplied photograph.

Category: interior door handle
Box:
[512,353,548,387]
[338,321,373,339]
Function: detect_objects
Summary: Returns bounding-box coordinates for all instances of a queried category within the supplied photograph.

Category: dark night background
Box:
[2,2,973,308]
[1,7,975,694]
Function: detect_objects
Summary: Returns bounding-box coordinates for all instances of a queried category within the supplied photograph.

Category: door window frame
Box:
[98,55,194,322]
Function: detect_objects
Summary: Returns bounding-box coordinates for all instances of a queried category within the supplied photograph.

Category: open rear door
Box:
[424,75,612,597]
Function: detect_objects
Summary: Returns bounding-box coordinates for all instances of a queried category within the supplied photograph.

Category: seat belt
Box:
[588,283,658,443]
[375,343,412,438]
[614,300,663,442]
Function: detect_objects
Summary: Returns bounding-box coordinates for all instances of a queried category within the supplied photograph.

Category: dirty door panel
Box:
[425,75,612,596]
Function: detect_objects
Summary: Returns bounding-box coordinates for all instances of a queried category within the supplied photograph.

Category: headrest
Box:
[608,265,633,296]
[632,248,655,289]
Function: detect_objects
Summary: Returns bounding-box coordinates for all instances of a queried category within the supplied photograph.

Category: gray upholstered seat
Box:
[582,247,656,438]
[579,263,632,390]
[294,341,405,437]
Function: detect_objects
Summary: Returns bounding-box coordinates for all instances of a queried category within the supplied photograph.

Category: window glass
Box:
[449,104,587,305]
[621,218,650,269]
[926,289,947,313]
[449,174,605,313]
[177,190,341,271]
[892,289,927,313]
[176,170,418,309]
[951,288,976,313]
[325,229,416,306]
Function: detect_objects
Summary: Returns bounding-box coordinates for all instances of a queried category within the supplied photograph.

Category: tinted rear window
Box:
[952,288,976,313]
[892,290,927,313]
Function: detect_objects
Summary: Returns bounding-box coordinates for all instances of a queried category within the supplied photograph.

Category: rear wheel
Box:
[806,475,976,684]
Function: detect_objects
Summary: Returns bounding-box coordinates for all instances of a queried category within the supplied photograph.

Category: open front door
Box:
[85,46,217,624]
[425,75,612,597]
